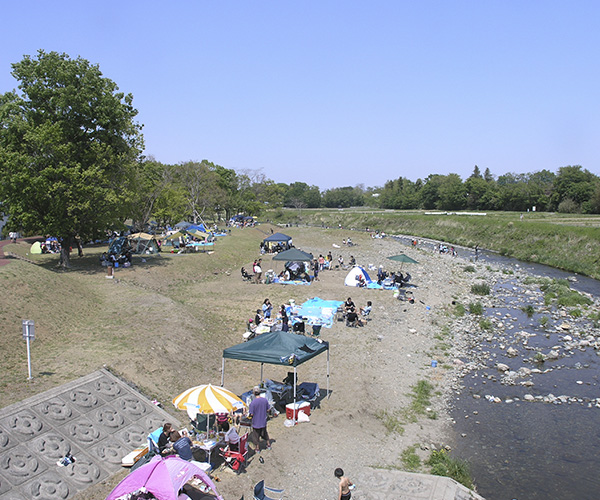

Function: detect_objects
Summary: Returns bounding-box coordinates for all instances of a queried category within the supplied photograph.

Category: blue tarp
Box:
[297,297,344,328]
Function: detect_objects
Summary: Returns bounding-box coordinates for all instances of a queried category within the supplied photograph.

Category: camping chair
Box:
[191,414,217,435]
[147,427,162,456]
[219,432,249,473]
[241,267,253,282]
[253,480,284,500]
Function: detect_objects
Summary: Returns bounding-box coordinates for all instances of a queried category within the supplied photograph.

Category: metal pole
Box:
[26,334,32,380]
[293,367,297,425]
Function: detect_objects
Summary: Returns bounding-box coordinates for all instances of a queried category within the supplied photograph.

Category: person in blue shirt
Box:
[170,430,193,461]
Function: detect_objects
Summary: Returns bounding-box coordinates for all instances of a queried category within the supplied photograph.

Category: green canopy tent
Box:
[221,332,330,421]
[271,248,313,262]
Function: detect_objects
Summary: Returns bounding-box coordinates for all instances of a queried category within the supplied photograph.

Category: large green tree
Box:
[0,50,143,267]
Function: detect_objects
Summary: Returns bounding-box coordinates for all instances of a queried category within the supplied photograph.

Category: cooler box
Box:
[286,401,311,420]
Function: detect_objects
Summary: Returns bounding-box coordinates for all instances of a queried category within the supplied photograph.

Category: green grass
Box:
[375,409,405,435]
[521,304,535,317]
[479,318,493,330]
[426,449,474,490]
[471,283,490,295]
[454,303,466,317]
[469,302,484,315]
[268,208,600,280]
[539,279,593,307]
[401,445,421,472]
[463,265,476,273]
[539,316,549,327]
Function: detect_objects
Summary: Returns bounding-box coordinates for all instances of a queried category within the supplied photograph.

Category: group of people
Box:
[343,297,372,327]
[376,266,411,287]
[99,250,132,267]
[249,298,290,334]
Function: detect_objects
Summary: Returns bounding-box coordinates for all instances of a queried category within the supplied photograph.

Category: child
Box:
[334,467,354,500]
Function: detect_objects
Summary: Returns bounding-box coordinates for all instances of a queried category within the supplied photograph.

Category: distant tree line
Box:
[2,51,599,270]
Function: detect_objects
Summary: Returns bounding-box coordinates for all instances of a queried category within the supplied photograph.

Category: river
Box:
[448,250,600,500]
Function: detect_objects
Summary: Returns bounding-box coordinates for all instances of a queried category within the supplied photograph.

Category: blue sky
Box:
[1,1,599,189]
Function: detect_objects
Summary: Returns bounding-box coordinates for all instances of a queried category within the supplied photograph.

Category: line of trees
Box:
[2,51,599,268]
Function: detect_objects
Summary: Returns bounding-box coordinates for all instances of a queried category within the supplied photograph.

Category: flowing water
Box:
[393,235,600,500]
[449,252,600,500]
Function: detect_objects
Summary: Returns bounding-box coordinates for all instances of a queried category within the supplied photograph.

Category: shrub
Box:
[463,265,476,273]
[570,309,582,318]
[539,316,549,327]
[471,283,490,295]
[469,302,484,315]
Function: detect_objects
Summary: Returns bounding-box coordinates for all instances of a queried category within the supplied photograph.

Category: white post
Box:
[220,358,225,386]
[22,320,34,380]
[26,335,32,380]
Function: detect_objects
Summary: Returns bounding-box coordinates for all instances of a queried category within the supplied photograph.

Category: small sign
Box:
[22,319,35,341]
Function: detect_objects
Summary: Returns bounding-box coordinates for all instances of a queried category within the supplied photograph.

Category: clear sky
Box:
[1,1,599,190]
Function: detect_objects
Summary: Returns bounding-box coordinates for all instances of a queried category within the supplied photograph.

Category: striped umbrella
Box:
[172,384,246,421]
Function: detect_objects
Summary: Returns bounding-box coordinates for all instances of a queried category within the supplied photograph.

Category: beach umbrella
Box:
[387,254,419,270]
[172,383,246,421]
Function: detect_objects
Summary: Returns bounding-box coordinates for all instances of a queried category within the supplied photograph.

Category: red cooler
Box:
[285,401,311,420]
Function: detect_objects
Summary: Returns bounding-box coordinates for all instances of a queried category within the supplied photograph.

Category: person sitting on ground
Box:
[338,255,344,268]
[221,421,240,452]
[158,422,172,453]
[349,255,356,266]
[170,430,193,461]
[346,307,359,327]
[254,309,263,325]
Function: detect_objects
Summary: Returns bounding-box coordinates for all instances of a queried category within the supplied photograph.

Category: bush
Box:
[469,302,484,315]
[463,265,476,273]
[471,283,490,295]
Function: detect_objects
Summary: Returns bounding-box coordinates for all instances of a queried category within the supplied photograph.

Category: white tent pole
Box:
[327,348,330,399]
[220,358,225,386]
[260,363,264,385]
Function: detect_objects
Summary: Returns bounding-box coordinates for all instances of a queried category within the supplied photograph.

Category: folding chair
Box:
[219,432,249,473]
[253,480,284,500]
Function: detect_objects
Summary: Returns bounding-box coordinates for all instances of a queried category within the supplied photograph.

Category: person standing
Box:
[335,468,354,500]
[262,298,273,319]
[248,386,271,452]
[280,304,289,332]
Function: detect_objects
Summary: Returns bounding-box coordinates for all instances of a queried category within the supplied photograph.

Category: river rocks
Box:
[496,363,510,372]
[506,347,519,357]
[524,394,535,401]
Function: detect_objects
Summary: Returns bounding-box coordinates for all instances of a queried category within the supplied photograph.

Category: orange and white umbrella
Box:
[172,384,246,420]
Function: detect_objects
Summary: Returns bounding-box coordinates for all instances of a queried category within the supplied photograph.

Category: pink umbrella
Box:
[105,455,223,500]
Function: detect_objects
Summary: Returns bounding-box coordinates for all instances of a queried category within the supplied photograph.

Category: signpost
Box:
[22,320,35,380]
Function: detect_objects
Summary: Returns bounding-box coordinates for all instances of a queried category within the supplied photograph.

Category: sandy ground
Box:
[74,230,477,500]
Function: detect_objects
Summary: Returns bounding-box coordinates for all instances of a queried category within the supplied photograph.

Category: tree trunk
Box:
[59,236,72,268]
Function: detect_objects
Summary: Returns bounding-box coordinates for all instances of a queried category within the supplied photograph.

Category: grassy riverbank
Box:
[268,208,600,280]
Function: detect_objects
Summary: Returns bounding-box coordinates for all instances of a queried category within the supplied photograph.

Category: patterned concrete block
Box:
[0,369,179,499]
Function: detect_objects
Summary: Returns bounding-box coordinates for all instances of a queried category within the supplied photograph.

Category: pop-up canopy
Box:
[221,331,330,418]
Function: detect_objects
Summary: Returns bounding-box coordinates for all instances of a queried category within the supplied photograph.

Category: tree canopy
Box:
[0,50,143,266]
